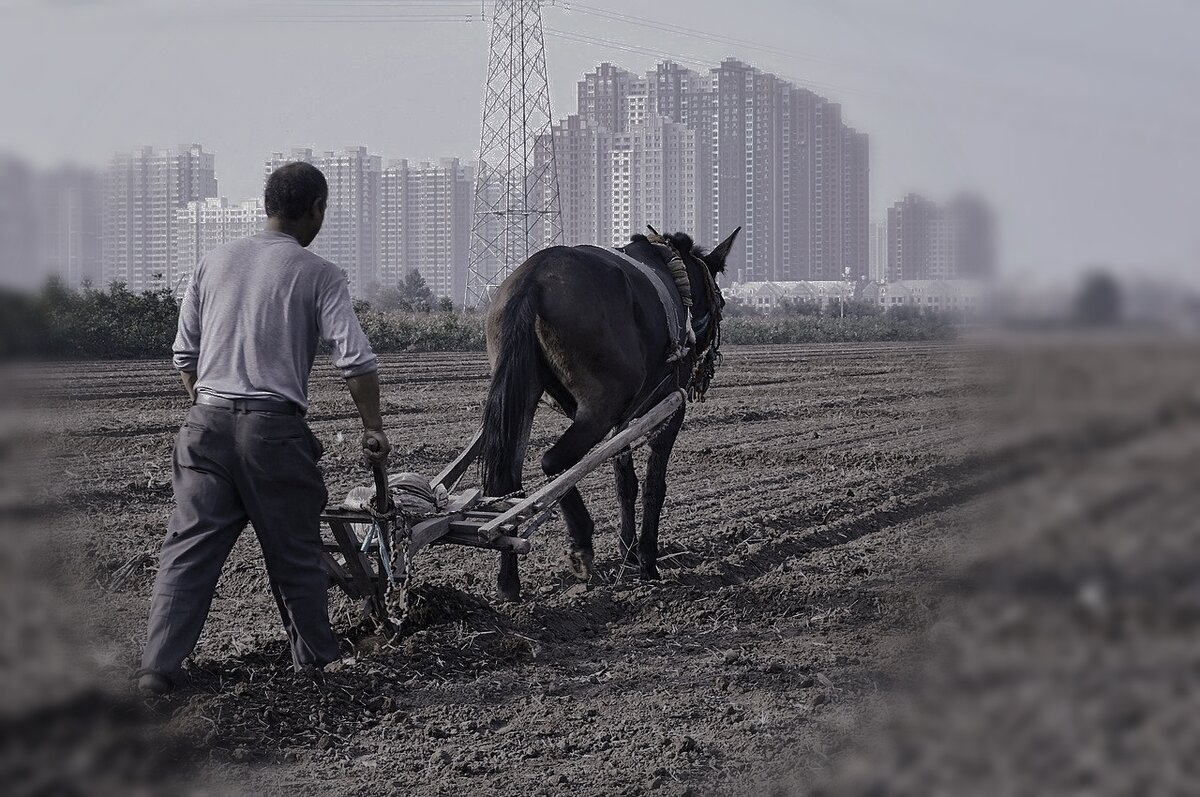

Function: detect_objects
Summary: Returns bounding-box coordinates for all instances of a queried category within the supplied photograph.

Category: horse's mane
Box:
[628,232,707,259]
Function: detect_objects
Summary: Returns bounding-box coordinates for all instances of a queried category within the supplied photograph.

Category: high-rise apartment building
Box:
[708,61,868,282]
[946,193,996,279]
[577,63,639,134]
[379,158,475,305]
[263,148,316,189]
[551,115,612,247]
[710,59,754,278]
[264,147,381,297]
[887,192,996,280]
[0,156,37,290]
[840,128,870,281]
[778,86,814,282]
[609,114,698,247]
[316,147,381,298]
[38,165,104,288]
[887,193,935,281]
[103,144,217,292]
[559,59,868,282]
[173,197,266,294]
[646,61,710,128]
[0,157,103,290]
[646,63,715,244]
[869,219,888,282]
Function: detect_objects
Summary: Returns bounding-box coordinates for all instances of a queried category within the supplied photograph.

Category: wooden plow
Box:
[319,389,685,628]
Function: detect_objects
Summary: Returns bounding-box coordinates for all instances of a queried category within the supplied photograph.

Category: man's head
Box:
[264,162,328,247]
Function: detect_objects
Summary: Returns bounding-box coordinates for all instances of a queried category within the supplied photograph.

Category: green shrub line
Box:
[721,313,955,345]
[0,281,954,360]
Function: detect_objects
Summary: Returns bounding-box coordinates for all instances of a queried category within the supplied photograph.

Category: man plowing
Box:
[137,162,390,697]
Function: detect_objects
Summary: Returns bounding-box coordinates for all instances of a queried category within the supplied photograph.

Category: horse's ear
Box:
[706,227,741,273]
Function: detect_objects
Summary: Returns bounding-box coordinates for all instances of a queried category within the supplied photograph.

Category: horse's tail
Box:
[479,279,541,497]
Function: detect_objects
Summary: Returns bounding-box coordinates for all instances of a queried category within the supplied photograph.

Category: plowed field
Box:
[4,337,1194,796]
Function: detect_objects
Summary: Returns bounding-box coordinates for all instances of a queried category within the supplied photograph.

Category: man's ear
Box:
[705,227,741,273]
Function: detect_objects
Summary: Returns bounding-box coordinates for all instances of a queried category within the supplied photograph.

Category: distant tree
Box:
[840,299,883,318]
[437,296,455,313]
[777,298,822,317]
[42,275,72,305]
[1073,269,1123,326]
[887,304,922,322]
[365,281,406,312]
[401,268,434,313]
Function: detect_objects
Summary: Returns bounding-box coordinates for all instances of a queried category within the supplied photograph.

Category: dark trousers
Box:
[141,404,339,678]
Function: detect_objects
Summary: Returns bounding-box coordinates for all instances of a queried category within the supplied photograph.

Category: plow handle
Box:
[366,439,392,513]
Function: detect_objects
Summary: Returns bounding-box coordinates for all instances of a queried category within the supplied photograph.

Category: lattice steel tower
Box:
[465,0,562,308]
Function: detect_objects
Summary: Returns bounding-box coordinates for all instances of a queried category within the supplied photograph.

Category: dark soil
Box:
[2,336,1193,795]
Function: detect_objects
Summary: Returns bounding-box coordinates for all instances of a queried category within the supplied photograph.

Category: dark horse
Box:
[479,228,740,601]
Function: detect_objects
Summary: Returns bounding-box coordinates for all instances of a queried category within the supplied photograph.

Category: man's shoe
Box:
[136,670,173,697]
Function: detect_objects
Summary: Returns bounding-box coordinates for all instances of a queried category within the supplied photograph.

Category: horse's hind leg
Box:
[613,452,639,566]
[542,412,612,582]
[495,381,543,604]
[639,406,685,581]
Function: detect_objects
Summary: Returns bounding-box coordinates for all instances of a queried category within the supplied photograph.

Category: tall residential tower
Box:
[103,144,217,292]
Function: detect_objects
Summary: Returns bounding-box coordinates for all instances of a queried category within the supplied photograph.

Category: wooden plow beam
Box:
[474,389,685,541]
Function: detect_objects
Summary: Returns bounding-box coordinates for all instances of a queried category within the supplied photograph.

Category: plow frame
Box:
[318,389,686,626]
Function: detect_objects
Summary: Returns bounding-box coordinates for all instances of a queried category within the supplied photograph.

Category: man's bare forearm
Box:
[346,371,390,463]
[346,371,384,430]
[180,370,198,402]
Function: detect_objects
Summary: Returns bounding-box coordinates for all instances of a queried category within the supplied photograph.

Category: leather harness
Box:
[584,245,689,353]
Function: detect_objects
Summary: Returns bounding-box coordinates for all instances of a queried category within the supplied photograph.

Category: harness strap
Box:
[584,245,687,351]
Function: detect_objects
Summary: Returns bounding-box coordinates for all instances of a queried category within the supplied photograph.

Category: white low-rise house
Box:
[860,280,991,317]
[728,279,992,318]
[726,280,856,312]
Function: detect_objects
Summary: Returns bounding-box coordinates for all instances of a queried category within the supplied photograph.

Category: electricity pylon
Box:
[465,0,562,308]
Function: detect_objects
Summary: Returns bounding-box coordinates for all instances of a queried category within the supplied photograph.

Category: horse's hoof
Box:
[568,547,594,582]
[496,587,522,604]
[622,550,640,568]
[640,565,660,581]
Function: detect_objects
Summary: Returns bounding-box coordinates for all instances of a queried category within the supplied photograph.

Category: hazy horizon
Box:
[2,0,1197,283]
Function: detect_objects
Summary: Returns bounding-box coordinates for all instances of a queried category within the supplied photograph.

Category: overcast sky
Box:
[1,0,1196,282]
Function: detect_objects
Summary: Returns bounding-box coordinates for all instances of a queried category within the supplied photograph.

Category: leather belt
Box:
[194,394,304,416]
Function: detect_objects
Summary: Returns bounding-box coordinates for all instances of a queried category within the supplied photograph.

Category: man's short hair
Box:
[264,162,328,220]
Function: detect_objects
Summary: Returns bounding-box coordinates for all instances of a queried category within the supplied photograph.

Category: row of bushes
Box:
[721,311,955,345]
[0,281,181,359]
[355,308,487,352]
[0,281,953,360]
[726,297,891,319]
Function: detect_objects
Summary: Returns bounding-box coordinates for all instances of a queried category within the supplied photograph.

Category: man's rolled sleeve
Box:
[317,270,378,378]
[172,272,201,372]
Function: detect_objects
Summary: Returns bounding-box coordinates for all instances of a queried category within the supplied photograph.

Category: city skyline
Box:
[0,132,992,298]
[8,54,884,295]
[2,0,1195,284]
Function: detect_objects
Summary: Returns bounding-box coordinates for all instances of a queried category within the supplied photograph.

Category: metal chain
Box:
[365,493,450,632]
[385,517,413,629]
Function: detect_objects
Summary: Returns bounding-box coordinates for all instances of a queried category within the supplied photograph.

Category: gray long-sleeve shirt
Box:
[173,230,377,411]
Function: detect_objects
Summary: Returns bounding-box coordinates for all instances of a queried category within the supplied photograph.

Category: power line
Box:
[255,16,479,21]
[542,27,889,105]
[236,1,1200,144]
[557,1,853,72]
